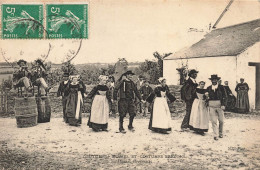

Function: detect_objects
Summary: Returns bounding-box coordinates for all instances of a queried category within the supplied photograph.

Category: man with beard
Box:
[207,74,226,140]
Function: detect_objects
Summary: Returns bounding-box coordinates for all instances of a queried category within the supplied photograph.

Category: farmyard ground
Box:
[0,113,260,170]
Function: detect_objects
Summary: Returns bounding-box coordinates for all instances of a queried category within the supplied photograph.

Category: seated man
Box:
[13,59,33,96]
[31,59,50,96]
[223,81,236,112]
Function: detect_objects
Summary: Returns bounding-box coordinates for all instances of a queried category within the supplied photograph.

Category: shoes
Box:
[219,134,223,138]
[102,129,109,132]
[181,128,188,132]
[199,131,205,136]
[119,128,126,133]
[214,137,218,141]
[160,130,169,134]
[128,126,135,131]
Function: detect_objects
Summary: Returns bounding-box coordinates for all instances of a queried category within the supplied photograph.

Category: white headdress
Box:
[99,75,108,81]
[158,77,166,83]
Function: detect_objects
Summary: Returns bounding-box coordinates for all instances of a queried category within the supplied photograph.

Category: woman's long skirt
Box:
[88,95,109,131]
[66,91,83,126]
[148,97,171,132]
[189,98,209,132]
[236,90,249,113]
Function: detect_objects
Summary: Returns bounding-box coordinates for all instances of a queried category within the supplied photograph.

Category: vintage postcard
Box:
[0,0,259,169]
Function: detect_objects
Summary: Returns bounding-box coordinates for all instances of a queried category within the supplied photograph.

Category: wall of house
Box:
[236,42,260,110]
[164,56,236,87]
[163,56,237,100]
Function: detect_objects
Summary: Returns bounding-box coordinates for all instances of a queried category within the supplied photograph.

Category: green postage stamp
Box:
[1,4,43,39]
[46,4,88,39]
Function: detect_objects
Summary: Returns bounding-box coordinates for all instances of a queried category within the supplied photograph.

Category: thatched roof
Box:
[166,19,260,60]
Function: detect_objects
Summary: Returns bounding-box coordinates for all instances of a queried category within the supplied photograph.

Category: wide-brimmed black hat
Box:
[209,74,221,80]
[63,72,70,77]
[17,59,27,66]
[123,70,135,76]
[35,59,44,66]
[188,69,199,76]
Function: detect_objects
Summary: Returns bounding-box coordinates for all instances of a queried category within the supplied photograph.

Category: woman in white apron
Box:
[189,81,209,135]
[146,78,176,134]
[87,75,111,132]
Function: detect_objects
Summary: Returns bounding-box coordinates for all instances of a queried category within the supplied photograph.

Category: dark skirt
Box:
[88,121,108,131]
[65,92,82,126]
[189,126,208,132]
[236,90,249,113]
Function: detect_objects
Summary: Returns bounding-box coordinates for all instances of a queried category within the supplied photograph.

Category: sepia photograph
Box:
[0,0,259,169]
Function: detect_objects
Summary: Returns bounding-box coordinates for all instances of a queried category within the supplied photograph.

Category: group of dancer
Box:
[180,69,250,140]
[56,69,250,140]
[13,58,250,140]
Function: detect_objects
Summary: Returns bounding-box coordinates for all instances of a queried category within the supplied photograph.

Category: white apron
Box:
[152,92,171,129]
[189,92,209,130]
[90,91,109,124]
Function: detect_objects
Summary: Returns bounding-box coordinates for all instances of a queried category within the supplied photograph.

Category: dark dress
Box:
[65,83,85,126]
[146,85,176,133]
[87,85,111,131]
[223,85,236,112]
[235,83,250,113]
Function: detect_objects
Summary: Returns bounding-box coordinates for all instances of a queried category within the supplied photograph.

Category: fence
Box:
[0,90,8,113]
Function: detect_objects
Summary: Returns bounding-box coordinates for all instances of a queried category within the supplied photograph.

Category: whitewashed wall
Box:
[164,56,237,90]
[236,42,260,110]
[164,43,260,109]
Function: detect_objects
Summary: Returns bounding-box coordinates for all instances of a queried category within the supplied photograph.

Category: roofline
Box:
[164,54,236,60]
[212,18,260,31]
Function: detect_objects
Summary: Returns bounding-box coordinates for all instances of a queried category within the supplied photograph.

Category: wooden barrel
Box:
[35,96,51,123]
[14,97,38,128]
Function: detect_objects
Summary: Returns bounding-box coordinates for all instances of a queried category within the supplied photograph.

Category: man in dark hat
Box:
[113,70,144,133]
[32,59,49,96]
[180,69,199,131]
[13,59,33,96]
[57,72,70,123]
[206,74,226,141]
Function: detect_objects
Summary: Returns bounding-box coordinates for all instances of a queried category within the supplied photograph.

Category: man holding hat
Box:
[32,59,50,96]
[13,59,33,96]
[206,74,226,140]
[57,72,70,123]
[113,70,144,133]
[181,69,199,131]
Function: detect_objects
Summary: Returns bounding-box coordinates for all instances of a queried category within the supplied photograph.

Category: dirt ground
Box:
[0,113,260,170]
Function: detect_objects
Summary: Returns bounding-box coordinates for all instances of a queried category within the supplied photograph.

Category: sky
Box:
[0,0,259,64]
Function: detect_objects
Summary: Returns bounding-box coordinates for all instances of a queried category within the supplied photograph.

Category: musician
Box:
[13,59,33,95]
[32,59,50,96]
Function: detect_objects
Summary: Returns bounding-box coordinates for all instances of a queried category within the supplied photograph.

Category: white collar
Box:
[212,84,218,91]
[190,77,196,83]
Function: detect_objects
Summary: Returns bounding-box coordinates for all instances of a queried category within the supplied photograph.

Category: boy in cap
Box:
[207,74,226,140]
[57,72,70,123]
[139,80,153,116]
[113,70,144,133]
